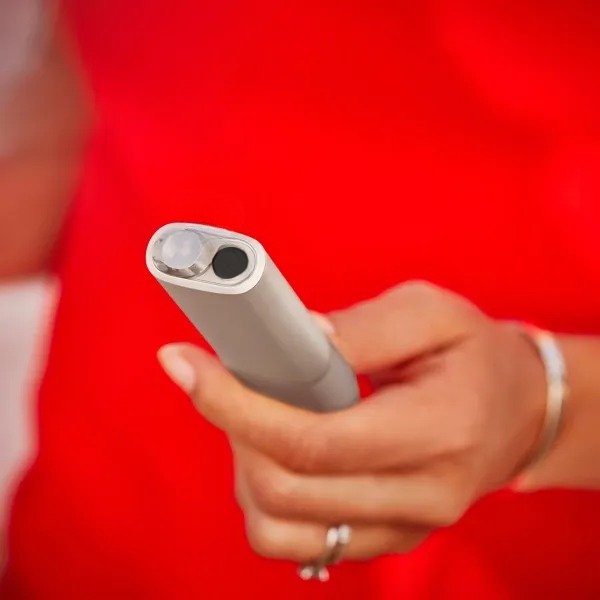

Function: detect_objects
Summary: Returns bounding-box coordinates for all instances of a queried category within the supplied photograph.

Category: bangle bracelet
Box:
[519,325,569,469]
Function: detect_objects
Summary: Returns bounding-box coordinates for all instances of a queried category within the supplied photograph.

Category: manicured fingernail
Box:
[157,344,196,394]
[312,312,336,336]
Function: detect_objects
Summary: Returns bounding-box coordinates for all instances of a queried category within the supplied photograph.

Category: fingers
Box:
[244,513,426,562]
[326,281,479,373]
[157,281,477,475]
[158,343,321,461]
[159,343,448,473]
[235,445,468,529]
[276,382,451,473]
[234,448,433,562]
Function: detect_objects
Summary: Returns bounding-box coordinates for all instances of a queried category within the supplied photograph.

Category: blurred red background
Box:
[2,1,600,597]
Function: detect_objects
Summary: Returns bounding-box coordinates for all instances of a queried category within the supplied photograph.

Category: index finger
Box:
[160,344,444,474]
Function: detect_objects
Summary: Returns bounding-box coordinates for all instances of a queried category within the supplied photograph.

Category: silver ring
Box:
[297,524,352,582]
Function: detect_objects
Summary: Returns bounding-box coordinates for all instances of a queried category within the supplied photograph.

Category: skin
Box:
[157,281,600,563]
[0,10,89,568]
[0,15,90,280]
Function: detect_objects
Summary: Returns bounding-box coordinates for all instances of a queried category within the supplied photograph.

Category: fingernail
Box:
[157,344,196,394]
[312,312,336,337]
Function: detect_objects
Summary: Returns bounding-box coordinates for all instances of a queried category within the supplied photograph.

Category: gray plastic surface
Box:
[147,224,359,412]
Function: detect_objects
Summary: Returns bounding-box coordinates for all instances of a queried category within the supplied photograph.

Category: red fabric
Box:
[3,1,600,597]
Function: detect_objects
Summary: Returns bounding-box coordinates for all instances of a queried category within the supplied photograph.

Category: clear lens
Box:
[152,229,215,278]
[161,230,204,270]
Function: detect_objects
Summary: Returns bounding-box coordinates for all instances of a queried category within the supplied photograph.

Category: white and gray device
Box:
[146,223,359,412]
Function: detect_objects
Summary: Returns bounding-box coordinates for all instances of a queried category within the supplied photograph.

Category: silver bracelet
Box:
[520,325,569,468]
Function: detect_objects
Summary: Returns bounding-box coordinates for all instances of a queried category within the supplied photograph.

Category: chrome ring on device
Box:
[297,524,352,582]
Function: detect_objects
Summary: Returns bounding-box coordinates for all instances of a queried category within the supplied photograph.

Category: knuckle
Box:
[427,491,468,528]
[420,471,474,528]
[234,473,247,509]
[284,421,332,473]
[391,280,443,304]
[389,280,483,329]
[393,531,428,554]
[245,514,282,559]
[247,466,298,516]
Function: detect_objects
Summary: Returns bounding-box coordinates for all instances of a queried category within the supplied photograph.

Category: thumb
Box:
[317,281,474,374]
[157,343,319,458]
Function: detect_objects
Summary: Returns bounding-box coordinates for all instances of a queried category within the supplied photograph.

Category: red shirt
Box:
[3,1,600,597]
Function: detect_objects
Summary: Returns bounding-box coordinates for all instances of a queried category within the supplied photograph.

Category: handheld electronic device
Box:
[146,223,359,412]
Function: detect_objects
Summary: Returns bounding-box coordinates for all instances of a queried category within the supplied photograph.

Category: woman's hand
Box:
[158,281,547,562]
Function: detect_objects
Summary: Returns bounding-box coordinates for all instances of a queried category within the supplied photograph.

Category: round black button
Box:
[212,246,249,279]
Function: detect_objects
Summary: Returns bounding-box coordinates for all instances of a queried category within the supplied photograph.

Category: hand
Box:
[158,281,546,563]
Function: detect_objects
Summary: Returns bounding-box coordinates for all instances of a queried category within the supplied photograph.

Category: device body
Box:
[146,223,359,412]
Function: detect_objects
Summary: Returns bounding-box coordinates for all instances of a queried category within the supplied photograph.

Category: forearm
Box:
[521,335,600,490]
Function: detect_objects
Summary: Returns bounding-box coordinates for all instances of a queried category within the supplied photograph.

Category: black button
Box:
[212,246,249,279]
